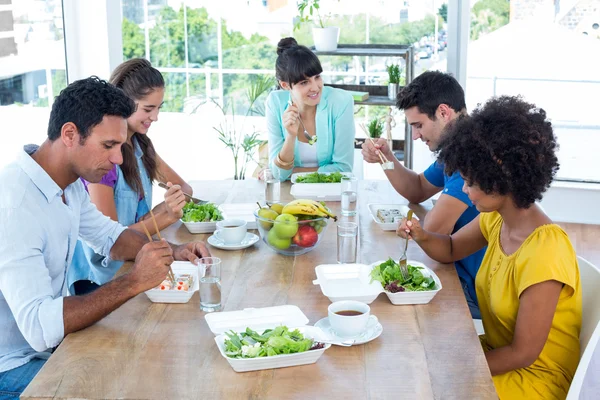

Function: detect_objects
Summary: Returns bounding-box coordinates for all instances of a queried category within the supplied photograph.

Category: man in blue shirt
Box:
[362,71,485,319]
[0,77,210,397]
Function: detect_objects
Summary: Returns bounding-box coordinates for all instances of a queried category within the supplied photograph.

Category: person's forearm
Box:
[109,229,148,261]
[137,203,178,231]
[383,154,428,203]
[63,273,140,335]
[278,135,296,164]
[415,231,457,264]
[485,345,533,376]
[293,167,319,173]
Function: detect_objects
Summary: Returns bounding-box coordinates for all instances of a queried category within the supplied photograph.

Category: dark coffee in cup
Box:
[335,310,363,316]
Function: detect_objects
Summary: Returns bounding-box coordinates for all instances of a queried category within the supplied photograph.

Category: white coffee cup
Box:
[215,219,247,245]
[328,300,370,338]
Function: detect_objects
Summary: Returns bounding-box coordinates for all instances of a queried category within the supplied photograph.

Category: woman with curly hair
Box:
[398,96,581,399]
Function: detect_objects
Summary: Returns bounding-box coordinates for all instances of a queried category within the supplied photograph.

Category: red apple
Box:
[292,225,319,248]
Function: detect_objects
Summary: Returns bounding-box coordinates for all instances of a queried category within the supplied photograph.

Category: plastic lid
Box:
[204,305,309,335]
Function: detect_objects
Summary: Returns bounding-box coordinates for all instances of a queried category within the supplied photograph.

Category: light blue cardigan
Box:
[265,86,355,181]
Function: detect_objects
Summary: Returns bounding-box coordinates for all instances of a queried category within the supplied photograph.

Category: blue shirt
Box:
[0,147,126,373]
[423,160,486,306]
[266,86,356,181]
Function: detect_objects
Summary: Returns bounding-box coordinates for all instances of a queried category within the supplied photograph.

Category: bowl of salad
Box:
[369,258,442,305]
[180,202,224,234]
[290,172,351,201]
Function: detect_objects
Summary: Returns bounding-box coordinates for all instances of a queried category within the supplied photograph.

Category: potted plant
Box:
[387,64,401,101]
[367,117,384,139]
[211,75,275,180]
[295,0,340,51]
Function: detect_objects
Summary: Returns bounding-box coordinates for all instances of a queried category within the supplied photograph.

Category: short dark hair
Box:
[275,37,323,87]
[47,76,135,141]
[437,95,559,209]
[396,71,466,119]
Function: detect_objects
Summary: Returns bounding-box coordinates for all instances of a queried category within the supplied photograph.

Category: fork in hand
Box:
[398,210,414,281]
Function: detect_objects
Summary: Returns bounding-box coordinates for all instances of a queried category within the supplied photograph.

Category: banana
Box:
[282,199,337,221]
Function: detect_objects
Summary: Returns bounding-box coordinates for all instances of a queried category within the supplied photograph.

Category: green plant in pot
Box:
[367,117,384,139]
[211,75,275,180]
[294,0,340,51]
[387,64,401,101]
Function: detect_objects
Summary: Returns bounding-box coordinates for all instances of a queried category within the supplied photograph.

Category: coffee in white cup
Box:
[328,300,370,338]
[215,219,247,244]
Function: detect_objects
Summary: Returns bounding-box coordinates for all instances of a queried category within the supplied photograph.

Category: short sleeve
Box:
[515,226,578,298]
[423,161,444,188]
[442,172,473,207]
[478,211,502,242]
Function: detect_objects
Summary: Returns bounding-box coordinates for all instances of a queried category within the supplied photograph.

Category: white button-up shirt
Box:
[0,147,126,372]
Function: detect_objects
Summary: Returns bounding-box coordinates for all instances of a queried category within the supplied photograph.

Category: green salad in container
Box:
[370,258,437,293]
[295,171,344,183]
[181,202,223,223]
[224,326,324,359]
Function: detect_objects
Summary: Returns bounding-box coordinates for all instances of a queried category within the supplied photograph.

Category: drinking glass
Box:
[263,168,280,203]
[337,222,358,264]
[199,257,221,312]
[340,176,358,216]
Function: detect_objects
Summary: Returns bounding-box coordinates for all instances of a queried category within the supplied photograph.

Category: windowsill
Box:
[552,180,600,191]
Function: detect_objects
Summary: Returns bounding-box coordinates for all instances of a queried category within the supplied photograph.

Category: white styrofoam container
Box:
[144,261,199,303]
[180,205,225,234]
[370,260,443,305]
[313,261,442,305]
[290,172,352,201]
[313,264,383,304]
[367,204,412,231]
[205,305,331,372]
[218,203,258,230]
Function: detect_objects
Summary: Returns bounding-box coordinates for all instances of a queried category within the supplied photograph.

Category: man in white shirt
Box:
[0,76,210,397]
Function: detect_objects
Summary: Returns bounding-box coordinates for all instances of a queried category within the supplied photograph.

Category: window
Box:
[0,0,67,168]
[466,0,600,182]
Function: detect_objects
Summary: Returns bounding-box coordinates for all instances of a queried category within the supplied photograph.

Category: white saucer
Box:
[314,315,383,345]
[207,232,259,250]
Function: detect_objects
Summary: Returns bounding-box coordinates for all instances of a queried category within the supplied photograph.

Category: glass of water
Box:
[337,222,358,264]
[199,257,221,312]
[340,176,358,216]
[263,168,280,203]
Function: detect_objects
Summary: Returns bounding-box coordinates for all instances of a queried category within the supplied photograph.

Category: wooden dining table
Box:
[22,179,497,400]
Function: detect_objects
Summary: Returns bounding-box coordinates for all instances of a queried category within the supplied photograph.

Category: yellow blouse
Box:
[477,212,581,400]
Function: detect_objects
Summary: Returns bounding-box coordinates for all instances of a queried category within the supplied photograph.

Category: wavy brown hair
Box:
[109,58,164,195]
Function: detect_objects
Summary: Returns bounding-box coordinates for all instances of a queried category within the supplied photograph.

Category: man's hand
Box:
[361,137,393,164]
[129,239,174,292]
[173,241,211,264]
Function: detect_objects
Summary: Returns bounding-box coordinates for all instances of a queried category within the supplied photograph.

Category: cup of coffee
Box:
[327,300,370,338]
[215,219,247,245]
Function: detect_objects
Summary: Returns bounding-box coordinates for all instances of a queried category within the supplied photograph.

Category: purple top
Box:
[81,166,143,200]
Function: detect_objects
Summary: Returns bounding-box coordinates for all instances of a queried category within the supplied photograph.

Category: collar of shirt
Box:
[17,147,63,204]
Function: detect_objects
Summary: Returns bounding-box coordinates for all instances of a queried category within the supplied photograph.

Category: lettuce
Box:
[295,171,343,183]
[369,258,437,292]
[223,325,317,359]
[181,202,223,222]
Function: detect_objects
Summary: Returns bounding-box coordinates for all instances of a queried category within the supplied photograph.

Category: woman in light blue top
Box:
[266,37,355,181]
[68,59,193,295]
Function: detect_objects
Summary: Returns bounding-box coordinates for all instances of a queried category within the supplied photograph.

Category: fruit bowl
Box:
[254,209,330,256]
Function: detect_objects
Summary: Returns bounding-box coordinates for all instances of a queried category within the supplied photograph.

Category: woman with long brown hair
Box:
[68,58,195,295]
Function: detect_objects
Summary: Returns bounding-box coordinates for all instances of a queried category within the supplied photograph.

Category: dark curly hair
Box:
[48,76,134,142]
[396,71,466,119]
[437,96,559,209]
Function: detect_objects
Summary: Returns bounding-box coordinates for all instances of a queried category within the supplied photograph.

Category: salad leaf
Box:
[369,258,437,292]
[295,171,344,183]
[181,201,223,222]
[223,325,318,359]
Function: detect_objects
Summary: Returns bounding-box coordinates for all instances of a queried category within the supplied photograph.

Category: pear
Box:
[257,202,279,231]
[270,203,284,215]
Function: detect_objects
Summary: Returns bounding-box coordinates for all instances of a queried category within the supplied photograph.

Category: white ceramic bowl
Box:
[369,260,442,305]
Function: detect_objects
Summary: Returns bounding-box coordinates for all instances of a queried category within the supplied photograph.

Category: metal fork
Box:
[398,210,414,282]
